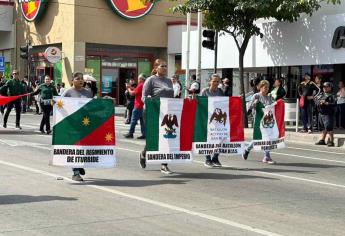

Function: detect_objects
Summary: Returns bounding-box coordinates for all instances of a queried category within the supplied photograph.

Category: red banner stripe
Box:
[275,99,285,138]
[180,99,197,151]
[0,94,30,106]
[229,96,244,142]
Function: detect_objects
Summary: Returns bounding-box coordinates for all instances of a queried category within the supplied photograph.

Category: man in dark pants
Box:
[0,70,25,129]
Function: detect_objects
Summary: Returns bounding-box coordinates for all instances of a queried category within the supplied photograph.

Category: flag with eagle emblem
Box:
[193,96,245,155]
[145,97,197,164]
[253,99,285,151]
[52,97,116,168]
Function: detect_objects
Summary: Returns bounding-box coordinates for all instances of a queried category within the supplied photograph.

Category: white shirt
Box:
[172,82,181,98]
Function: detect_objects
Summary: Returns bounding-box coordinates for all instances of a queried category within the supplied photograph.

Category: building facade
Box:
[183,1,345,98]
[15,0,187,105]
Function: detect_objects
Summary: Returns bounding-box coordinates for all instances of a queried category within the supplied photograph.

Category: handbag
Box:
[299,96,305,108]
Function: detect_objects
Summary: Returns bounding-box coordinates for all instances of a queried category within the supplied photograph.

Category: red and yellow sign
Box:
[18,0,48,22]
[107,0,155,19]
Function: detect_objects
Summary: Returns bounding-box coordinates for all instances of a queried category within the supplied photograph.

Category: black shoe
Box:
[123,133,133,139]
[15,125,22,130]
[139,152,146,169]
[204,160,214,168]
[212,160,222,167]
[160,165,173,174]
[40,129,45,134]
[79,168,85,175]
[3,124,6,128]
[72,174,83,182]
[315,140,326,145]
[137,135,146,140]
[46,130,52,135]
[242,150,249,160]
[327,141,335,147]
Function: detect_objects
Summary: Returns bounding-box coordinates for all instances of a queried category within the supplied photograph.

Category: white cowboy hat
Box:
[83,74,97,82]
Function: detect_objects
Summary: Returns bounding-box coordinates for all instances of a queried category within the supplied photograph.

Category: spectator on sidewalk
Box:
[298,73,320,133]
[315,82,337,147]
[171,74,182,98]
[222,78,232,96]
[124,78,136,124]
[187,74,200,98]
[123,74,146,139]
[336,80,345,129]
[270,77,286,101]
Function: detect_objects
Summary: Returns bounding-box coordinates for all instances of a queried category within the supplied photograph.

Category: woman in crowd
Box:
[201,74,225,167]
[32,75,58,134]
[270,77,286,101]
[298,73,320,133]
[139,59,175,174]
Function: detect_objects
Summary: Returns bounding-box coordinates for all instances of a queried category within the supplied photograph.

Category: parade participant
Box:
[124,73,146,139]
[336,81,345,129]
[32,75,58,134]
[0,73,6,115]
[61,72,93,181]
[21,76,29,113]
[140,59,174,174]
[270,77,286,101]
[201,74,225,167]
[315,82,337,147]
[0,70,26,129]
[242,80,276,164]
[298,73,320,133]
[187,74,200,98]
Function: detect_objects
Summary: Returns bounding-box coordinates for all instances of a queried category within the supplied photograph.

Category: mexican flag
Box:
[52,97,116,168]
[253,99,285,151]
[145,98,197,164]
[193,96,245,155]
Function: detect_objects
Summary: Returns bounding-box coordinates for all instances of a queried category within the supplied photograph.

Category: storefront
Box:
[15,0,187,105]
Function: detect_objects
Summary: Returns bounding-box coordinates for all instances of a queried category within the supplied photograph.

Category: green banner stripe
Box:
[53,99,114,145]
[253,102,264,140]
[145,98,160,151]
[193,96,208,142]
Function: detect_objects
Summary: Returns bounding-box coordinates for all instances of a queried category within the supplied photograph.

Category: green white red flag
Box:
[193,96,245,155]
[52,97,116,168]
[145,98,197,164]
[253,99,285,151]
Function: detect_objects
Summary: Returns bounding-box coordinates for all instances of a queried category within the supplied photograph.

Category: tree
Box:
[167,0,340,127]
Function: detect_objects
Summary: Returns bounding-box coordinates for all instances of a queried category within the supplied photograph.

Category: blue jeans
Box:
[129,108,145,136]
[245,141,271,159]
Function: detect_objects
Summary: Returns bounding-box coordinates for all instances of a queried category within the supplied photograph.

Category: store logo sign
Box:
[107,0,155,20]
[331,26,345,49]
[18,0,48,22]
[45,47,62,64]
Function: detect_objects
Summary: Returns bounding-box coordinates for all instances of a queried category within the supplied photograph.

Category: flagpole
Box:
[185,12,191,98]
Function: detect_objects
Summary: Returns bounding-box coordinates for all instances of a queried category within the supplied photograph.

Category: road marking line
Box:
[0,159,283,236]
[286,147,345,155]
[270,152,345,164]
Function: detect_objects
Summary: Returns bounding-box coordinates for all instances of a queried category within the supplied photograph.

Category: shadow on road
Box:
[0,195,77,205]
[0,130,42,135]
[162,172,277,180]
[76,178,189,187]
[273,162,345,169]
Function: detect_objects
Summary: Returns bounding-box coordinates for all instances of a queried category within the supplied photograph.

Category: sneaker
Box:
[315,140,326,145]
[307,129,312,134]
[123,133,133,138]
[15,125,22,130]
[212,160,222,167]
[79,168,85,175]
[204,160,214,168]
[160,165,173,174]
[139,152,146,169]
[299,129,307,133]
[242,150,249,160]
[327,141,335,147]
[72,174,83,181]
[262,157,276,164]
[137,135,146,140]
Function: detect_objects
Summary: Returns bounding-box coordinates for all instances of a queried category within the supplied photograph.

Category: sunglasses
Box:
[12,73,18,75]
[159,65,167,68]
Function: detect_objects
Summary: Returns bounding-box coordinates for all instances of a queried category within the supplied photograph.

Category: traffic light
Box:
[20,44,29,59]
[202,30,215,50]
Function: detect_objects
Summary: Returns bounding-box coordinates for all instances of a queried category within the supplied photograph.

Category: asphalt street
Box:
[0,113,344,236]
